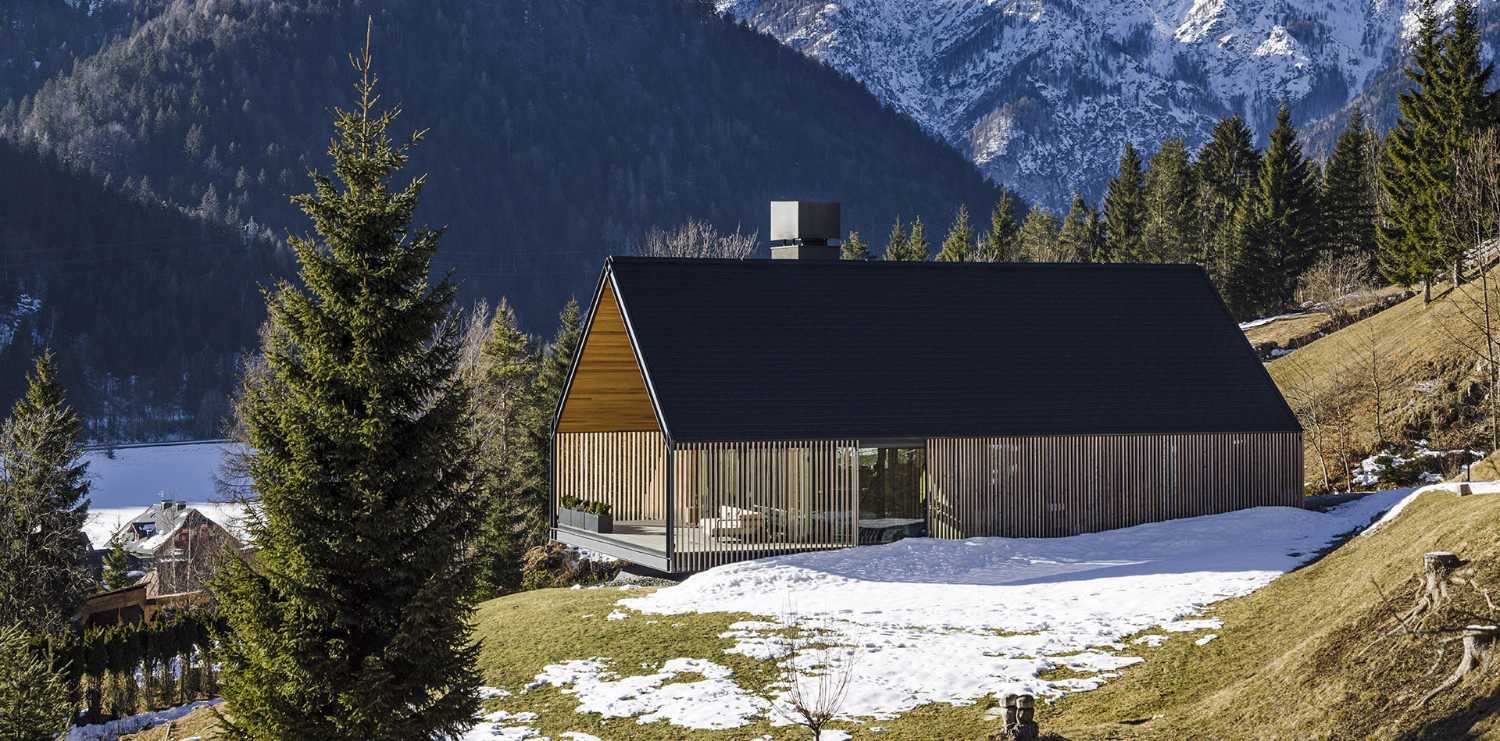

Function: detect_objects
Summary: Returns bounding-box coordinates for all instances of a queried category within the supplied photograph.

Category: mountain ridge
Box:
[720,0,1473,208]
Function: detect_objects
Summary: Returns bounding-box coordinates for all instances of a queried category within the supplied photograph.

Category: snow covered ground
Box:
[81,441,247,548]
[501,488,1414,731]
[66,699,221,741]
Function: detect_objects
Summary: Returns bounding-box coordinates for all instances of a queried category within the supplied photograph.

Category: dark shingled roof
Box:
[603,256,1300,442]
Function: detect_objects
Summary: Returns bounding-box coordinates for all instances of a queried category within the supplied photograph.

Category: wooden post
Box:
[1000,693,1039,741]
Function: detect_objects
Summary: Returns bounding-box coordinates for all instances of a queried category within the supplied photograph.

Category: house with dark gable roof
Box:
[550,202,1303,573]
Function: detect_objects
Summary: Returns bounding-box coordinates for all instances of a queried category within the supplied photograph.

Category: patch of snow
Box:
[819,731,852,741]
[561,733,604,741]
[605,610,629,621]
[478,686,512,699]
[1162,618,1222,633]
[1195,634,1219,646]
[1131,634,1168,647]
[1365,480,1500,535]
[66,699,221,740]
[530,657,767,730]
[1239,311,1313,330]
[620,488,1411,722]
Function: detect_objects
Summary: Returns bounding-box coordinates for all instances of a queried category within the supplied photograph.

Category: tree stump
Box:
[1405,552,1467,622]
[1000,693,1040,741]
[1421,625,1497,705]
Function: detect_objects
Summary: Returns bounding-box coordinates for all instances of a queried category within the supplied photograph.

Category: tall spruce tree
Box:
[212,32,482,739]
[1380,0,1448,300]
[1237,104,1322,315]
[1196,116,1261,296]
[1434,0,1499,282]
[936,204,975,261]
[840,230,871,260]
[0,352,92,637]
[886,216,929,261]
[1322,109,1378,274]
[1102,142,1147,262]
[1057,194,1095,262]
[882,216,908,261]
[1143,138,1197,263]
[472,300,545,597]
[1017,206,1062,262]
[535,297,582,415]
[979,192,1021,261]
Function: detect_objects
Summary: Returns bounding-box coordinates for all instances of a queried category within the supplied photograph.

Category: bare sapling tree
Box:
[774,612,857,740]
[1296,252,1372,328]
[1280,355,1355,492]
[634,219,758,259]
[1348,320,1390,449]
[1441,129,1500,452]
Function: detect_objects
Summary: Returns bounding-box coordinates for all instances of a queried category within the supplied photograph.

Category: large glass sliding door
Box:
[857,445,927,544]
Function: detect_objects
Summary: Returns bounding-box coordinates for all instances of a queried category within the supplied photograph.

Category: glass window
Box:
[857,446,927,544]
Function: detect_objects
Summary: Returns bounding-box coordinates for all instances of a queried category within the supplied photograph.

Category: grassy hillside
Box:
[1265,275,1499,491]
[124,490,1500,740]
[1043,488,1500,739]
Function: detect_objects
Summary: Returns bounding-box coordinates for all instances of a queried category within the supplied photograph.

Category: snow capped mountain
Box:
[719,0,1465,208]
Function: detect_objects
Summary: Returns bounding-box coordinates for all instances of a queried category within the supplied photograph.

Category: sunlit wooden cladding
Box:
[557,276,660,433]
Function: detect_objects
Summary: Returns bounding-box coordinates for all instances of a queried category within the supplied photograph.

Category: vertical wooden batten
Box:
[925,431,1303,539]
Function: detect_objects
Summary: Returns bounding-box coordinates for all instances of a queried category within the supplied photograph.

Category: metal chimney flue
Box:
[770,201,841,260]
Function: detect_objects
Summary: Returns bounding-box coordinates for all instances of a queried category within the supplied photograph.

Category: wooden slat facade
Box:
[670,440,859,572]
[556,277,660,434]
[554,431,668,522]
[925,432,1303,539]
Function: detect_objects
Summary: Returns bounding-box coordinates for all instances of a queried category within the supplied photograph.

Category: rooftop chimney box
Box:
[770,201,840,260]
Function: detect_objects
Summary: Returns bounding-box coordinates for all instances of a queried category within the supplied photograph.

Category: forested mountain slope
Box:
[2,0,1002,329]
[0,0,161,106]
[0,137,284,442]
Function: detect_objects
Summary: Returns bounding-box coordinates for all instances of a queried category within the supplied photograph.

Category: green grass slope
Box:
[1043,489,1500,739]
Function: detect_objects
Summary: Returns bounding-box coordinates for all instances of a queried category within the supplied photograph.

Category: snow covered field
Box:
[81,441,246,548]
[479,489,1418,735]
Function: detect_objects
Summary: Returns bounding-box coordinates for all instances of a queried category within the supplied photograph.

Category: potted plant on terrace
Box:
[558,496,613,534]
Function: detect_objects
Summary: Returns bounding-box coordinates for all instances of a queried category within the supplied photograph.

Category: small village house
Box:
[82,500,244,625]
[550,202,1304,573]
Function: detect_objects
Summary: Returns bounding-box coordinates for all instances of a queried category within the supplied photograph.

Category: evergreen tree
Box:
[101,534,133,591]
[535,297,583,415]
[979,191,1021,261]
[211,35,482,739]
[1101,142,1146,262]
[886,216,929,261]
[1196,115,1261,294]
[1380,0,1449,300]
[1056,194,1095,263]
[882,216,908,261]
[1321,109,1378,274]
[935,204,975,261]
[1433,0,1499,282]
[472,300,545,597]
[0,623,72,741]
[1017,206,1062,262]
[0,352,92,637]
[1237,104,1322,315]
[840,230,871,260]
[1143,138,1197,263]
